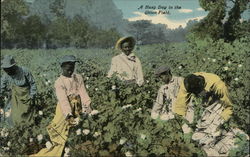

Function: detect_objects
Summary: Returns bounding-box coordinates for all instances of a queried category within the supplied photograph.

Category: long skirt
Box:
[30,103,70,156]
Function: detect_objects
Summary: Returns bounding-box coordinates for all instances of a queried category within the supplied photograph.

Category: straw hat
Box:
[115,36,136,50]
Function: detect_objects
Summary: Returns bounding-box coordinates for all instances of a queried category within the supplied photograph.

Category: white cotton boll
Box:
[46,141,52,149]
[228,61,232,64]
[3,147,9,151]
[64,147,70,156]
[38,110,43,116]
[0,129,4,137]
[223,67,229,71]
[146,80,149,83]
[140,133,146,140]
[37,134,43,141]
[178,66,182,69]
[207,57,210,60]
[202,58,206,61]
[95,88,98,91]
[76,129,82,135]
[86,85,89,89]
[0,108,3,115]
[43,74,47,77]
[122,104,132,109]
[119,138,126,145]
[136,108,142,111]
[5,110,11,118]
[234,78,239,81]
[0,128,9,137]
[112,85,116,90]
[148,91,151,94]
[64,147,70,153]
[47,80,51,83]
[86,77,89,80]
[82,72,85,76]
[93,132,101,137]
[238,64,242,68]
[82,129,90,135]
[45,82,49,86]
[29,138,34,143]
[90,110,99,116]
[125,151,133,157]
[212,59,216,62]
[4,132,9,137]
[7,141,11,146]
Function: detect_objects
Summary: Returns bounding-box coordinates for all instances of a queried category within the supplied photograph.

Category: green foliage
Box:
[1,0,29,47]
[229,133,250,157]
[0,0,121,49]
[192,0,249,41]
[0,37,249,155]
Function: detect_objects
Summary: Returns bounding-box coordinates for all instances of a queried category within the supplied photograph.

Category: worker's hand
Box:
[68,116,78,126]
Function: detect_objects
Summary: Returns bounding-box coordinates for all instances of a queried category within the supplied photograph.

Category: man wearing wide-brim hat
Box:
[0,55,37,126]
[151,65,183,121]
[107,36,144,86]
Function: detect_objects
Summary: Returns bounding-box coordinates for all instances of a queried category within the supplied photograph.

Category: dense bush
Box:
[0,37,249,155]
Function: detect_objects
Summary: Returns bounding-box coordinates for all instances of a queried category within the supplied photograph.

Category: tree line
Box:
[1,0,121,49]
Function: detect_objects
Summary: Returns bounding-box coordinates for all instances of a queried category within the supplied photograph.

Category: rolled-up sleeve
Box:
[54,80,72,117]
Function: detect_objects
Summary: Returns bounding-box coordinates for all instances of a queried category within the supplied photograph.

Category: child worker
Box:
[151,66,183,121]
[32,55,92,156]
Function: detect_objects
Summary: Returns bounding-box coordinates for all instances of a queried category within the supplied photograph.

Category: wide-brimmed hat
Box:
[115,36,136,50]
[60,55,79,65]
[1,55,16,68]
[155,66,171,76]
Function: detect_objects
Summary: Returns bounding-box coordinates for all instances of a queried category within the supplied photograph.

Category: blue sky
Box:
[113,0,249,29]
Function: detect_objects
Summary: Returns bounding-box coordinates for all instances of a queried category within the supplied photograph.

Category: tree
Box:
[223,0,249,41]
[22,15,46,48]
[1,0,29,48]
[69,15,90,48]
[127,20,168,45]
[191,0,226,40]
[47,16,71,48]
[191,0,249,41]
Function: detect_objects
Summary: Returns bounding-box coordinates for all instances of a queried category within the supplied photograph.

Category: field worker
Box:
[173,72,232,122]
[107,36,144,86]
[32,55,92,157]
[173,72,234,155]
[0,55,37,126]
[151,66,183,120]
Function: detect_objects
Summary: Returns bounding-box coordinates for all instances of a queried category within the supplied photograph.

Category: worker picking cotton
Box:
[0,55,37,126]
[151,66,183,120]
[31,55,92,157]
